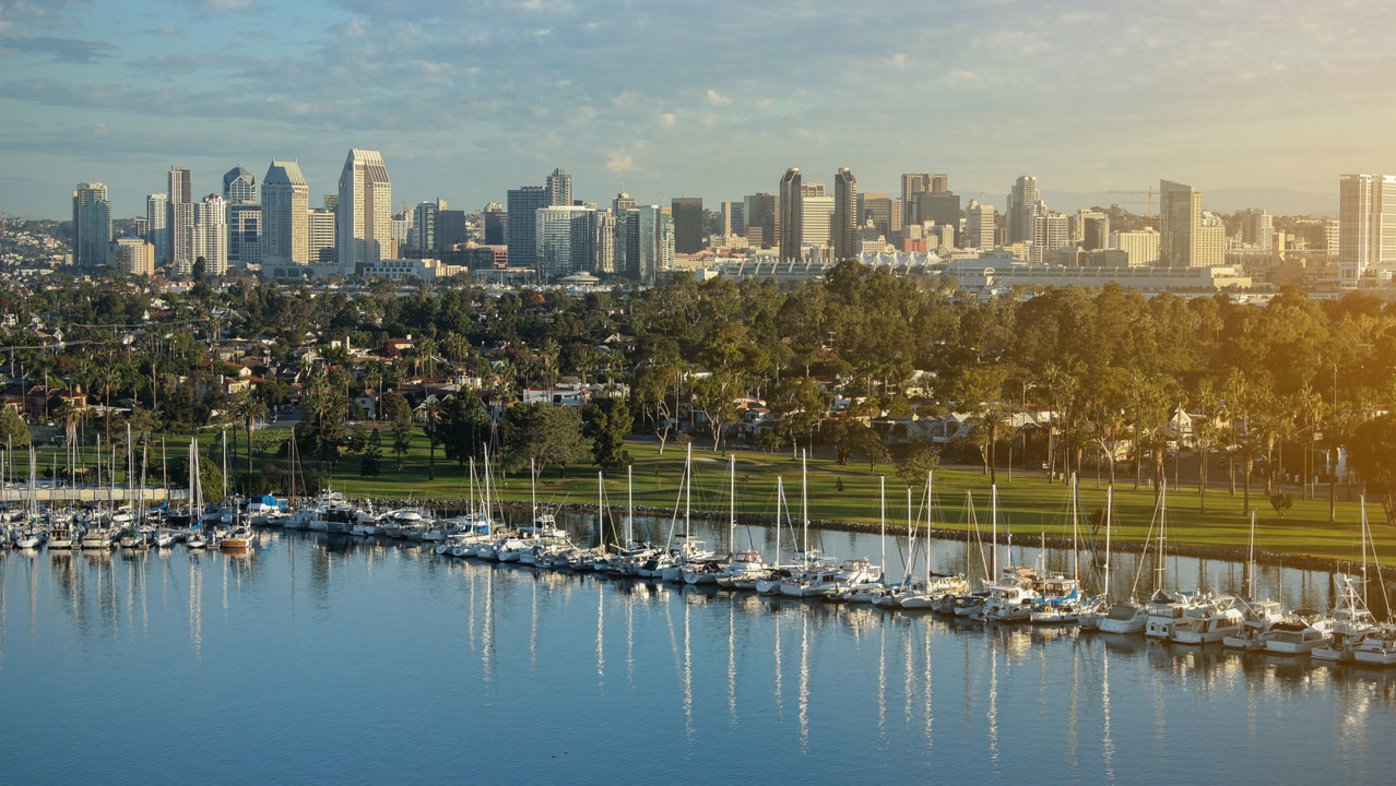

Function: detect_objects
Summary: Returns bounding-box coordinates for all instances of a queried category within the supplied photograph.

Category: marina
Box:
[3,502,1396,784]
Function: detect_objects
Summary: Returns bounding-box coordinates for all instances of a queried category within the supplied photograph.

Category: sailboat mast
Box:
[1104,486,1113,601]
[879,476,886,583]
[626,464,634,545]
[597,470,604,550]
[801,450,809,557]
[684,442,692,544]
[728,454,736,558]
[991,484,998,576]
[1070,472,1079,582]
[1247,510,1256,600]
[775,477,784,565]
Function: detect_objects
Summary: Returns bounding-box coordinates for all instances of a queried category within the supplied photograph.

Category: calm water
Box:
[4,515,1396,785]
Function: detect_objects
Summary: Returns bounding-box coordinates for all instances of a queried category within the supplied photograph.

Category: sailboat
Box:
[184,441,209,550]
[893,474,970,609]
[1221,511,1286,649]
[714,456,768,589]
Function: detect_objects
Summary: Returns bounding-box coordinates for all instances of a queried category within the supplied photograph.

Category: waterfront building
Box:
[72,181,111,268]
[1007,175,1039,244]
[1338,174,1396,286]
[1160,179,1203,267]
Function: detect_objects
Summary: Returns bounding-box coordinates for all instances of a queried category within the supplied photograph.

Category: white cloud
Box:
[606,148,634,173]
[705,89,730,107]
[202,0,255,15]
[942,69,984,87]
[658,112,677,127]
[890,52,908,69]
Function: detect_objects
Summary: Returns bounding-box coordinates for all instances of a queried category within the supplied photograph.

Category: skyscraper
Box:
[914,191,961,229]
[507,185,549,271]
[593,210,616,274]
[833,168,858,260]
[744,192,777,249]
[635,205,673,285]
[720,201,745,238]
[1241,209,1274,252]
[1078,210,1110,251]
[535,205,596,280]
[801,193,834,251]
[145,193,169,265]
[613,192,637,215]
[1007,175,1039,244]
[1159,179,1202,267]
[228,204,262,268]
[193,194,228,276]
[547,168,573,207]
[483,203,508,245]
[671,197,703,254]
[307,208,337,264]
[929,174,949,193]
[1030,212,1070,263]
[337,149,393,272]
[413,200,443,252]
[262,160,309,266]
[778,168,803,261]
[72,182,111,268]
[615,208,638,279]
[901,173,930,227]
[437,209,467,250]
[109,237,155,277]
[1334,176,1396,287]
[966,201,996,249]
[168,166,194,273]
[223,166,257,205]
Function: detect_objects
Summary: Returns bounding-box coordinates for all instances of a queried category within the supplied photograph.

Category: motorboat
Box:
[979,566,1041,623]
[1313,574,1377,663]
[1262,616,1332,655]
[1097,601,1148,634]
[1354,625,1396,667]
[1222,601,1286,650]
[1171,596,1245,644]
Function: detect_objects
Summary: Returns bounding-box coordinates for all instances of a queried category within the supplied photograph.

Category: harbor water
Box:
[3,513,1395,785]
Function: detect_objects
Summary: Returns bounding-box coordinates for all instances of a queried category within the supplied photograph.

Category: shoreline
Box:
[347,496,1379,577]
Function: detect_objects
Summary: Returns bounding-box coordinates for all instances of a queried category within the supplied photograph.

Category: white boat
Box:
[1222,600,1286,650]
[1313,573,1377,662]
[980,566,1041,622]
[1262,616,1332,655]
[1170,596,1245,644]
[220,524,255,551]
[1097,601,1148,634]
[1354,625,1396,666]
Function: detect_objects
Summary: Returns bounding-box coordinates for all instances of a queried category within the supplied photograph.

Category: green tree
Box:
[437,395,489,469]
[1349,414,1396,525]
[0,408,31,448]
[587,397,632,470]
[501,404,589,475]
[386,392,414,470]
[896,440,940,487]
[360,429,383,477]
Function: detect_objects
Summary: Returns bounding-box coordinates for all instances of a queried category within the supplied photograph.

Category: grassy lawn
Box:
[28,429,1388,565]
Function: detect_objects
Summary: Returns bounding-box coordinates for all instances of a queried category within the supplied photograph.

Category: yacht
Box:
[1221,600,1286,650]
[1353,625,1396,667]
[1097,601,1149,634]
[1313,574,1377,663]
[220,524,255,551]
[979,566,1041,623]
[893,575,971,610]
[1144,589,1196,639]
[1170,596,1245,644]
[1262,615,1332,655]
[715,550,769,590]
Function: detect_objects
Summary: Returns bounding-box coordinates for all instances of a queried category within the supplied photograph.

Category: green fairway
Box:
[27,429,1389,566]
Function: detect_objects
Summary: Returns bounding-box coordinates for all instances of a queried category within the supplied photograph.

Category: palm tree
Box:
[231,392,267,488]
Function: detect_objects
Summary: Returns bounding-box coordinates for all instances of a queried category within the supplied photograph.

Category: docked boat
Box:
[1353,626,1396,667]
[1221,600,1286,650]
[979,566,1041,623]
[1313,574,1377,662]
[220,524,255,551]
[1262,615,1332,655]
[1170,595,1245,644]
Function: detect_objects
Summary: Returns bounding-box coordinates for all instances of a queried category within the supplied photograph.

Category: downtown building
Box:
[1338,174,1396,286]
[337,148,393,274]
[224,166,261,269]
[261,160,310,269]
[535,205,596,280]
[72,182,112,268]
[507,185,549,271]
[169,166,195,275]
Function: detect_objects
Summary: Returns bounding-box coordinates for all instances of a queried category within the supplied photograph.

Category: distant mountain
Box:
[1025,187,1337,217]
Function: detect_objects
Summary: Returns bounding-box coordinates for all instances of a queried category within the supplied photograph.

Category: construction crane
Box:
[1105,187,1156,218]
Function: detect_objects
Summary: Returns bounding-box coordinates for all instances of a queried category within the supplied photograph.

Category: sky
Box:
[2,0,1393,220]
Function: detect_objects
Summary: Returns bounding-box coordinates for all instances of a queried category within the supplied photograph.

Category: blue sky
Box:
[2,0,1392,219]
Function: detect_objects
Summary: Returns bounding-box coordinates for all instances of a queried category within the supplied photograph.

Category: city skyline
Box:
[1,1,1390,219]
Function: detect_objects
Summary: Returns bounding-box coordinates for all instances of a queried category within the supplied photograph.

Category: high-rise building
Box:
[857,193,894,238]
[109,237,155,277]
[744,192,777,248]
[929,174,949,193]
[535,205,596,280]
[168,166,194,273]
[413,200,443,251]
[1007,175,1039,244]
[613,192,636,215]
[547,168,573,207]
[483,203,508,245]
[778,168,803,261]
[615,208,638,279]
[507,185,549,271]
[636,205,673,285]
[1031,212,1071,262]
[1159,179,1203,267]
[1078,210,1110,251]
[593,209,616,274]
[833,168,858,260]
[72,182,112,268]
[145,193,170,265]
[671,197,703,254]
[720,201,745,238]
[1336,175,1396,285]
[437,209,467,250]
[965,201,996,249]
[1197,212,1226,267]
[914,191,961,228]
[1111,228,1160,266]
[307,208,337,264]
[1240,209,1274,252]
[192,194,228,276]
[262,160,309,266]
[337,149,393,271]
[901,173,930,227]
[228,204,262,268]
[223,166,257,205]
[1324,219,1340,257]
[802,194,834,251]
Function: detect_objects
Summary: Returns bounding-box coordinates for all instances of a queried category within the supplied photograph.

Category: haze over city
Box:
[2,0,1391,217]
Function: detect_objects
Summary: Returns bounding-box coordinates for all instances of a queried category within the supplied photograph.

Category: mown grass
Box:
[28,429,1386,564]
